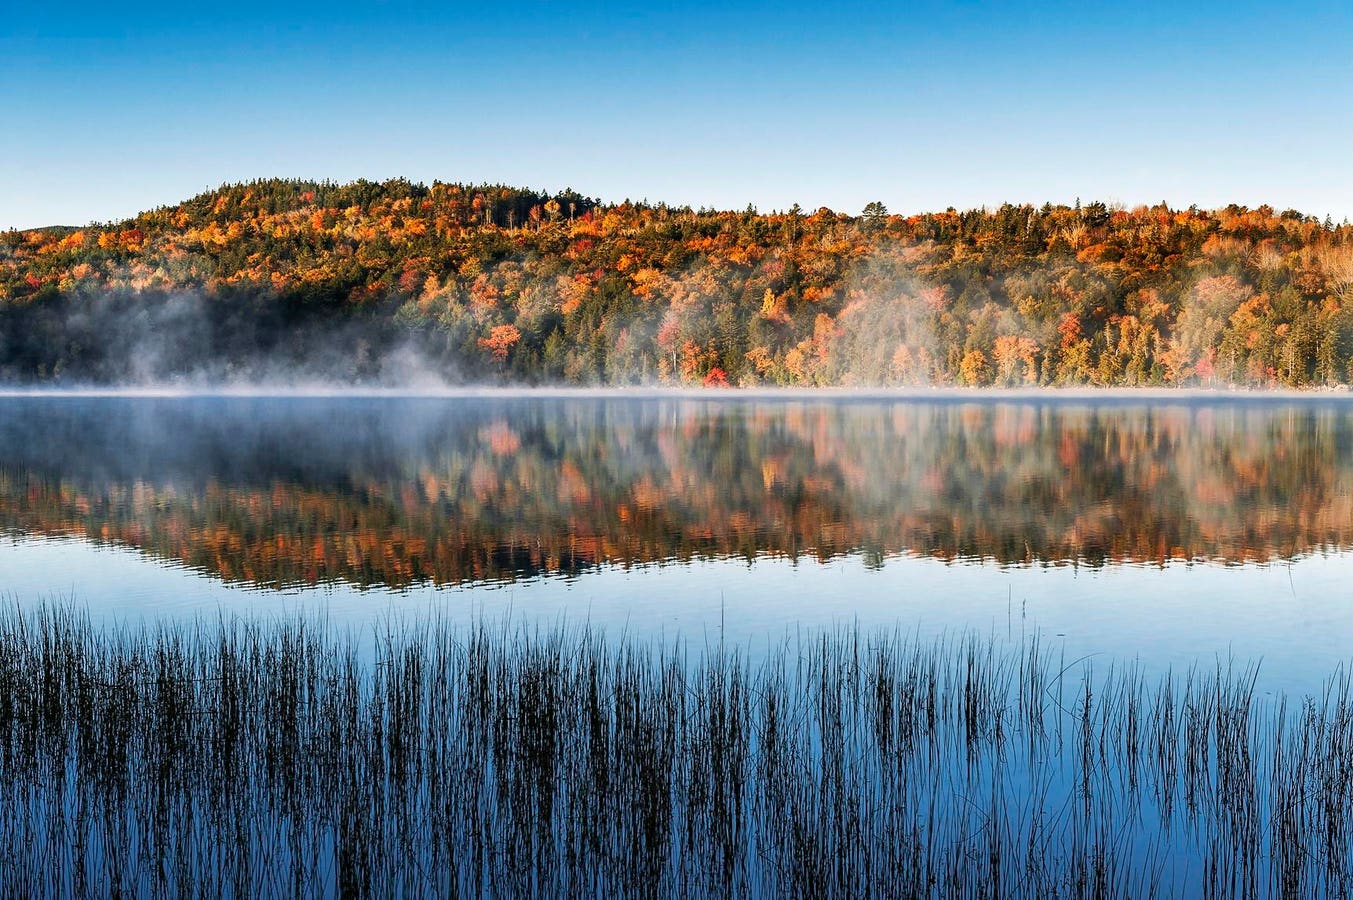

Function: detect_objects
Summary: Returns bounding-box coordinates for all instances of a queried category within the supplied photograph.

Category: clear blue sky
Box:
[3,1,1351,229]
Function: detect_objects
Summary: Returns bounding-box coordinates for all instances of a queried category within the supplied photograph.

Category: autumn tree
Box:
[959,350,990,386]
[478,324,521,362]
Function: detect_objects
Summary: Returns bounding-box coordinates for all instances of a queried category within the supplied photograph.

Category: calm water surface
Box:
[3,393,1353,691]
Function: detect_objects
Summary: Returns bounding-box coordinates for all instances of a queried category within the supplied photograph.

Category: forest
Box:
[4,178,1353,387]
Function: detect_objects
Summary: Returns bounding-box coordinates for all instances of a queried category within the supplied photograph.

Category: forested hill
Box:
[4,177,1353,387]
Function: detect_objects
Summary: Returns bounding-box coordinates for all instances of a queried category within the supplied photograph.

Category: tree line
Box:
[3,178,1353,387]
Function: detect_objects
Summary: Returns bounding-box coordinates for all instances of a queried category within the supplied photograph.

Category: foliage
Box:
[4,180,1353,386]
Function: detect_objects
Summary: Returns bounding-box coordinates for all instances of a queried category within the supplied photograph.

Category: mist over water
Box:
[6,393,1353,576]
[3,393,1353,692]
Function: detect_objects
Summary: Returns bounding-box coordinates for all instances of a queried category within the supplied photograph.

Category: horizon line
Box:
[9,177,1353,232]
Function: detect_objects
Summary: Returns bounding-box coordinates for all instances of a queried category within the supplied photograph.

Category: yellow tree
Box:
[992,336,1039,385]
[959,350,990,386]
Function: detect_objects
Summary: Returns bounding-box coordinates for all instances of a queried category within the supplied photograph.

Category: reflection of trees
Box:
[1,398,1351,590]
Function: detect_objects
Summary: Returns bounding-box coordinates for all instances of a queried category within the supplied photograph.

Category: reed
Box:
[0,606,1350,897]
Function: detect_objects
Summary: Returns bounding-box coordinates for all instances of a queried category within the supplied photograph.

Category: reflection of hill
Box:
[1,398,1351,590]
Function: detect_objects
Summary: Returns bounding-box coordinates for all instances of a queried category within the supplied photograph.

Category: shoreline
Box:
[0,383,1351,402]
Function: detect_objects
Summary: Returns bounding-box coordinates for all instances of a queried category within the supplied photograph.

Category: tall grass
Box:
[0,606,1350,897]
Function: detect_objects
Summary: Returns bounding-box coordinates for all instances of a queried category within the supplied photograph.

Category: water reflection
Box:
[2,396,1352,590]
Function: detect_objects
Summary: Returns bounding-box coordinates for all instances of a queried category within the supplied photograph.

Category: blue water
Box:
[3,392,1353,693]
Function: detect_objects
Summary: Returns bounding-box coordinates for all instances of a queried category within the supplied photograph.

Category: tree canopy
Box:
[4,178,1353,387]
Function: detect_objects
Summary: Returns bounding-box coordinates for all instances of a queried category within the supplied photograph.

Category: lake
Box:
[3,391,1353,693]
[10,391,1353,895]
